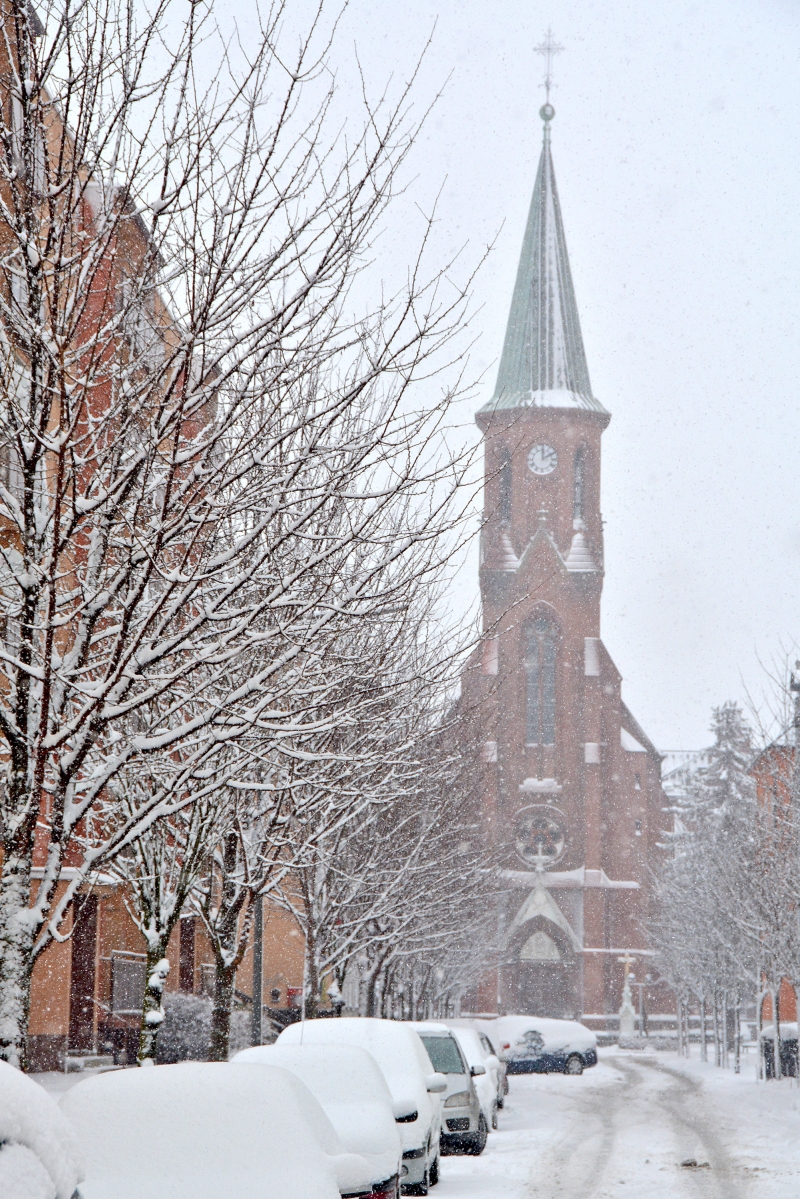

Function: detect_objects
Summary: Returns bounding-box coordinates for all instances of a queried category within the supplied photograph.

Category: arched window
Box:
[525,613,557,746]
[499,447,512,526]
[520,929,561,962]
[573,446,586,523]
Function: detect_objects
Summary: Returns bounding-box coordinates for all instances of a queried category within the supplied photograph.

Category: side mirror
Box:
[470,1064,487,1077]
[426,1072,447,1094]
[392,1097,418,1122]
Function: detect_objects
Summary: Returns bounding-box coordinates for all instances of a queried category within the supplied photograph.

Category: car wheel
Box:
[565,1054,584,1076]
[491,1103,498,1131]
[405,1168,429,1197]
[429,1156,439,1186]
[496,1095,504,1109]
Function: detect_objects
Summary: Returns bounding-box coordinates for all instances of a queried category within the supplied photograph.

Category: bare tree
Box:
[0,0,478,1066]
[650,701,800,1076]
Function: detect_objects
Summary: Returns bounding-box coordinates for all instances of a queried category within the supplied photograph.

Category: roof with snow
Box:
[479,109,607,417]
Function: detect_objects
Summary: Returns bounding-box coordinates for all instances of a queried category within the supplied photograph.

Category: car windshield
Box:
[420,1035,465,1074]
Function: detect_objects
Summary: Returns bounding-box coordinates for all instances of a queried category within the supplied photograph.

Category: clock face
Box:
[527,443,558,475]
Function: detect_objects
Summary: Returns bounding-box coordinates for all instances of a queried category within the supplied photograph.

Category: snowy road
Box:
[435,1049,800,1199]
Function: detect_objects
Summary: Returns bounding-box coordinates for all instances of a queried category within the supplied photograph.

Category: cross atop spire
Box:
[535,29,563,107]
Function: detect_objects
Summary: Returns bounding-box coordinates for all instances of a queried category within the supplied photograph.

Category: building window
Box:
[499,447,512,525]
[526,614,557,745]
[573,446,586,523]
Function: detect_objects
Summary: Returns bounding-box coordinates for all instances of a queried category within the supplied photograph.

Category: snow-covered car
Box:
[493,1015,598,1075]
[60,1061,374,1199]
[448,1020,508,1111]
[411,1023,487,1156]
[0,1060,83,1199]
[476,1028,508,1105]
[278,1018,446,1196]
[449,1026,501,1130]
[234,1043,403,1197]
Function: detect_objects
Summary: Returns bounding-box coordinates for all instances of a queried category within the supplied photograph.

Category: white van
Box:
[234,1043,402,1198]
[278,1019,446,1195]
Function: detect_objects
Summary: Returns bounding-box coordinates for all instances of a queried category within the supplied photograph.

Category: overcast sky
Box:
[220,0,800,750]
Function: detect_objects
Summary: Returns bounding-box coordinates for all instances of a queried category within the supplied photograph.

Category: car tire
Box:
[491,1103,498,1131]
[565,1054,584,1076]
[466,1114,488,1156]
[429,1156,439,1187]
[496,1096,504,1109]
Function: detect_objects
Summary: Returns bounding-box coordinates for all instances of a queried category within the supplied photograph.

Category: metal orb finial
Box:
[539,103,555,123]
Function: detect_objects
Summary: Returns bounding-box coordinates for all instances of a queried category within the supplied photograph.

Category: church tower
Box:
[461,103,666,1026]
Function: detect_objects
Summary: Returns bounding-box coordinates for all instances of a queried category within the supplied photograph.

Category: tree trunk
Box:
[304,952,319,1021]
[722,991,728,1069]
[757,975,764,1081]
[774,987,782,1080]
[209,960,237,1062]
[714,987,724,1064]
[734,997,741,1075]
[700,997,707,1062]
[0,860,36,1069]
[138,950,170,1064]
[365,967,380,1017]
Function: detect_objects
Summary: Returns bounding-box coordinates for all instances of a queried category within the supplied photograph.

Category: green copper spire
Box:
[480,108,607,416]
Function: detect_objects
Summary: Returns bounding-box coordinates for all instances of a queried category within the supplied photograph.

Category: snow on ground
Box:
[435,1047,800,1199]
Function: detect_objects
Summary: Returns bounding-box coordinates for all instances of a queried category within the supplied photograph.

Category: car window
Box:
[419,1035,465,1074]
[479,1034,494,1056]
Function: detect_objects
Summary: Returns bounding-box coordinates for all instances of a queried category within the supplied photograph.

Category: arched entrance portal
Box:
[502,917,579,1018]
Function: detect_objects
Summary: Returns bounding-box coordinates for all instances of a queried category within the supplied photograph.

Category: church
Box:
[459,101,666,1028]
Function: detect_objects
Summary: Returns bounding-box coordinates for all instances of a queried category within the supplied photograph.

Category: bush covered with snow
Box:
[156,992,252,1062]
[0,1061,83,1199]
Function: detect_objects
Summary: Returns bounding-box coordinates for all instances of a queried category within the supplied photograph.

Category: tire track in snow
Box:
[619,1056,747,1199]
[525,1060,639,1198]
[525,1055,751,1199]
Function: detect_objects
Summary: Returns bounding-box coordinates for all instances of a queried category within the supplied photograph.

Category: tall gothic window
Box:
[499,447,512,526]
[525,614,557,746]
[573,446,586,523]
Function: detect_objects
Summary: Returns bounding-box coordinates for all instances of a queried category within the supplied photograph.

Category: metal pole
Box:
[251,894,263,1047]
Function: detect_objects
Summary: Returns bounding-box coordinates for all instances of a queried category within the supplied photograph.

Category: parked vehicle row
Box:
[0,1012,598,1197]
[277,1018,447,1194]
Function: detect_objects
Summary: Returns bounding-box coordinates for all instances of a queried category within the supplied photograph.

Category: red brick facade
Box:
[458,109,666,1026]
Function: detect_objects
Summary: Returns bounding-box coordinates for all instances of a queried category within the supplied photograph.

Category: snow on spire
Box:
[480,99,607,417]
